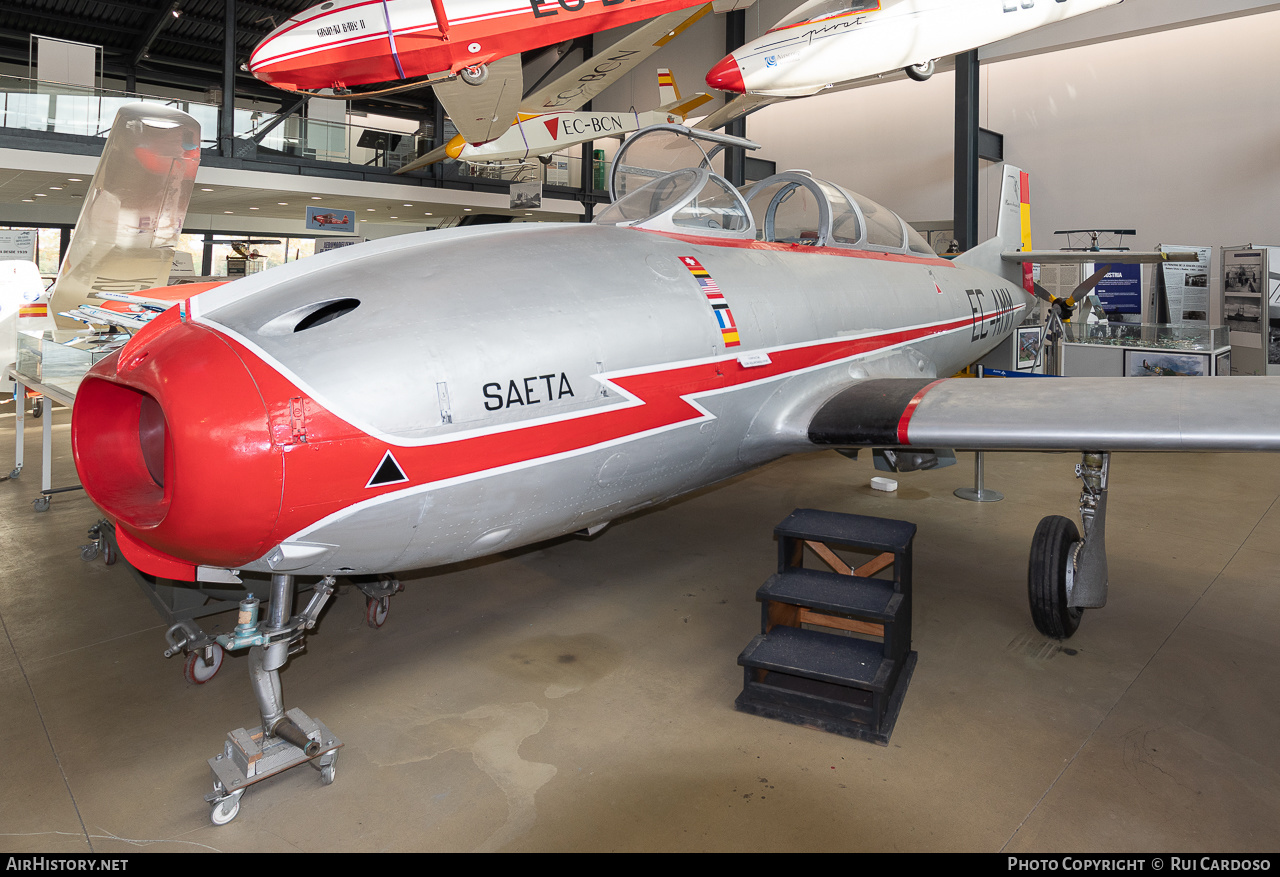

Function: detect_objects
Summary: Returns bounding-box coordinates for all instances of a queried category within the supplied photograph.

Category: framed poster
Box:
[1224,250,1264,336]
[1124,350,1208,377]
[306,205,355,232]
[1090,262,1142,315]
[1216,350,1232,376]
[1016,325,1041,370]
[1159,245,1212,326]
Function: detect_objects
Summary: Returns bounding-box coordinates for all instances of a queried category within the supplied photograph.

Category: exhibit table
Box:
[7,332,118,510]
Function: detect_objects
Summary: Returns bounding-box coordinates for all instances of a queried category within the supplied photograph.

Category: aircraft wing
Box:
[807,377,1280,452]
[694,92,784,131]
[393,143,452,175]
[95,281,223,310]
[434,55,524,144]
[520,4,713,114]
[1004,250,1199,264]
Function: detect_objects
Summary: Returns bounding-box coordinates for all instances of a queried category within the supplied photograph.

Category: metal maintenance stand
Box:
[6,366,82,510]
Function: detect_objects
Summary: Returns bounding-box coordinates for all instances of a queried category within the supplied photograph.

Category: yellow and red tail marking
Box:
[1019,171,1033,295]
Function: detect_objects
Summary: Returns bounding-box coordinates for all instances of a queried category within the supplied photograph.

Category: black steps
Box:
[735,508,918,745]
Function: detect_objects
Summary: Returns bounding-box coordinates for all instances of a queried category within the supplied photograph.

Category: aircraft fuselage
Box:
[72,222,1027,581]
[709,0,1123,97]
[249,0,711,90]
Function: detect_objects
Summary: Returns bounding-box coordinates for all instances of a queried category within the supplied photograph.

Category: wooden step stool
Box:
[735,508,918,745]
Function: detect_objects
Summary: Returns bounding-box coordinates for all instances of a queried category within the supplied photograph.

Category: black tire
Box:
[31,398,43,419]
[1028,515,1083,638]
[460,65,488,86]
[905,60,935,82]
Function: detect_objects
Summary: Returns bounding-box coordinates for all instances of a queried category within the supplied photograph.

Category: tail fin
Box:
[656,69,714,120]
[51,103,200,330]
[657,68,681,106]
[953,164,1033,294]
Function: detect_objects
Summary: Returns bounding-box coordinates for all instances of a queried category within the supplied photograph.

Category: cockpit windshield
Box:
[595,169,701,226]
[773,0,880,30]
[595,167,752,236]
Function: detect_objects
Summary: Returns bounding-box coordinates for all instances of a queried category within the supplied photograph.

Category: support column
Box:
[220,0,236,156]
[953,49,979,251]
[722,10,747,187]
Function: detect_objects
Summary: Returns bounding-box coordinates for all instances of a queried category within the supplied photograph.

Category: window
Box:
[816,182,861,246]
[849,192,904,249]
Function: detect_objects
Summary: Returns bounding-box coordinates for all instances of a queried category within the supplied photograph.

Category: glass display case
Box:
[1061,322,1232,377]
[14,332,122,400]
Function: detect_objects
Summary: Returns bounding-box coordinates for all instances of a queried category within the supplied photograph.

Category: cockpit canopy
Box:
[595,165,935,257]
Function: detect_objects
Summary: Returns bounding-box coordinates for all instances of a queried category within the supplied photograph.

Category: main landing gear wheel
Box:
[31,398,43,419]
[1029,515,1084,639]
[460,64,488,86]
[905,59,936,82]
[366,595,390,629]
[184,643,225,684]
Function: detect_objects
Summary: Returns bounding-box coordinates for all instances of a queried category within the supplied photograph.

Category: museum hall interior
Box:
[0,0,1278,855]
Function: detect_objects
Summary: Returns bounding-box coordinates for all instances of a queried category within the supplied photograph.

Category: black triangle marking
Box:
[366,450,409,488]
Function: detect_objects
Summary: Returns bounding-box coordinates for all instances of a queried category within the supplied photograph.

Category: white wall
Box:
[742,8,1280,257]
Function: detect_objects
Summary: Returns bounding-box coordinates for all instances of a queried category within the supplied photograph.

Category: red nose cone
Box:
[73,308,283,575]
[706,55,746,94]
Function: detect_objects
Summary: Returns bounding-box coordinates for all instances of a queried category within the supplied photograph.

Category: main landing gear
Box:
[905,59,937,82]
[460,64,488,86]
[1028,452,1111,639]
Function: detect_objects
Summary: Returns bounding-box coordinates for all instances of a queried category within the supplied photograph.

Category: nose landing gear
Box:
[204,574,342,825]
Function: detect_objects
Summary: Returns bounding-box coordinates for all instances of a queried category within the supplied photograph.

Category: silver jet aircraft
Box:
[69,127,1273,822]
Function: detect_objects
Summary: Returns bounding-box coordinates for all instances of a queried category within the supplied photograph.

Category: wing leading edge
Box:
[808,377,1280,452]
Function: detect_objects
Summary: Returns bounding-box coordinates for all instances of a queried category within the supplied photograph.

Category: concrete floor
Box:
[2,402,1278,853]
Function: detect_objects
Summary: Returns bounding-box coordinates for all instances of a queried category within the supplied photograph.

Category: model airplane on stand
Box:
[699,0,1123,129]
[248,0,753,143]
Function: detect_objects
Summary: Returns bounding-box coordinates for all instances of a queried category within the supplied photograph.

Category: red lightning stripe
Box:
[212,307,1018,547]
